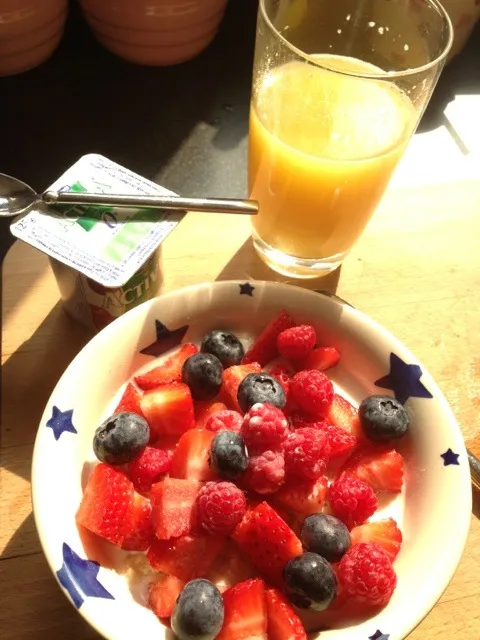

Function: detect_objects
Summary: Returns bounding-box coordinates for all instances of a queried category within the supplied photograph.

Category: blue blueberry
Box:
[171,579,224,640]
[284,552,337,611]
[93,411,149,465]
[237,373,286,412]
[182,353,223,401]
[301,514,351,562]
[201,330,245,368]
[359,394,409,442]
[209,431,249,480]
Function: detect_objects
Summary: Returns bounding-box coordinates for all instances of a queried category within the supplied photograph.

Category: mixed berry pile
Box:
[76,311,409,640]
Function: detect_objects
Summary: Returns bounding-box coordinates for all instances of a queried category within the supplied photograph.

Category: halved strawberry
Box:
[140,382,195,439]
[195,401,228,428]
[148,574,185,619]
[170,429,217,481]
[327,394,364,440]
[114,383,144,416]
[350,518,402,561]
[135,343,198,390]
[233,501,302,586]
[147,535,226,582]
[222,363,262,411]
[207,539,256,593]
[265,588,307,640]
[216,578,267,640]
[242,310,295,366]
[341,445,404,492]
[127,446,173,493]
[296,346,340,372]
[150,477,202,539]
[122,492,155,551]
[275,476,328,517]
[76,463,134,546]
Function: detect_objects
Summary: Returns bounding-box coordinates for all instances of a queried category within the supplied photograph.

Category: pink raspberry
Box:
[196,481,247,536]
[283,427,331,481]
[328,473,378,529]
[205,409,243,434]
[290,370,334,418]
[290,414,357,459]
[245,450,285,494]
[277,325,316,360]
[241,403,289,453]
[127,447,173,493]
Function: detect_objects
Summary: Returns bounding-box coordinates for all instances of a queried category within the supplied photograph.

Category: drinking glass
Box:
[249,0,453,278]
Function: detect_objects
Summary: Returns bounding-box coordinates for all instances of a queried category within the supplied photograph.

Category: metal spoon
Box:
[0,173,259,218]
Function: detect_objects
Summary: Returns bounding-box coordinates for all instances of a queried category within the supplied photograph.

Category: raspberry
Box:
[196,481,247,536]
[283,428,331,481]
[245,450,285,494]
[328,474,378,529]
[337,542,397,606]
[277,325,316,360]
[205,410,243,434]
[290,414,329,430]
[290,370,334,418]
[290,415,356,459]
[241,403,289,453]
[127,446,173,493]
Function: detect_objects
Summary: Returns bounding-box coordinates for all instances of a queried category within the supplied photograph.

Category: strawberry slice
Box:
[275,476,328,517]
[135,343,198,390]
[327,394,364,440]
[147,535,226,582]
[222,363,262,411]
[233,501,302,586]
[76,463,134,546]
[127,446,173,493]
[114,382,144,416]
[122,492,155,551]
[265,588,307,640]
[242,310,295,366]
[170,429,217,481]
[140,382,195,439]
[195,401,228,428]
[207,539,256,593]
[151,477,202,539]
[341,445,404,492]
[148,574,185,619]
[217,578,267,640]
[350,518,402,561]
[296,346,340,372]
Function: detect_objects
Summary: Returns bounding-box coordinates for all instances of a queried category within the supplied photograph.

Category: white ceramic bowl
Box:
[32,280,471,640]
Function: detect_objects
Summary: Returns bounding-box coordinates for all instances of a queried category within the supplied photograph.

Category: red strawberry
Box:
[195,401,228,428]
[327,394,364,440]
[350,518,402,561]
[233,501,302,586]
[275,476,328,517]
[114,383,144,416]
[242,310,295,366]
[150,477,202,539]
[140,382,195,439]
[296,346,340,372]
[342,445,404,492]
[170,429,217,481]
[207,539,256,593]
[222,363,262,411]
[265,588,307,640]
[135,343,198,390]
[216,578,267,640]
[148,574,185,619]
[147,535,225,582]
[122,492,155,551]
[127,446,173,493]
[76,463,134,546]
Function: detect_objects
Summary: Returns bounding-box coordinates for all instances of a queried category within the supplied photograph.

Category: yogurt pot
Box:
[10,154,183,331]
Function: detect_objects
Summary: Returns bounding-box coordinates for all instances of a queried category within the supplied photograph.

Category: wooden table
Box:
[1,157,480,636]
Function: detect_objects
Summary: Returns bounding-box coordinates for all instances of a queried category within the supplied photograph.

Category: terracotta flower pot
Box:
[78,0,228,66]
[0,0,68,76]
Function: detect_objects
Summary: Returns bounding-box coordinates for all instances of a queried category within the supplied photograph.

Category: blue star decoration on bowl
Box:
[46,406,77,441]
[369,632,390,640]
[375,352,433,404]
[56,543,114,609]
[140,319,189,357]
[441,448,460,466]
[239,282,255,296]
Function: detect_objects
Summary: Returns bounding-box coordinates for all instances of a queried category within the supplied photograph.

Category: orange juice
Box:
[249,55,415,262]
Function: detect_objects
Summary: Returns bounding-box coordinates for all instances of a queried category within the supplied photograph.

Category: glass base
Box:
[253,232,348,279]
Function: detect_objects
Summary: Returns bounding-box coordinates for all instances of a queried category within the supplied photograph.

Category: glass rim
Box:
[259,0,454,79]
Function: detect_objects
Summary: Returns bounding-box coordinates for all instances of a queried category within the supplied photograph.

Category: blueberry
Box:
[201,330,245,368]
[209,431,249,480]
[93,411,149,465]
[301,514,351,562]
[359,394,409,442]
[237,373,286,412]
[182,353,223,401]
[171,579,224,640]
[284,552,337,611]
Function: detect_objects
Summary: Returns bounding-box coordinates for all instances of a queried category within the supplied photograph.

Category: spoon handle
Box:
[42,190,258,216]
